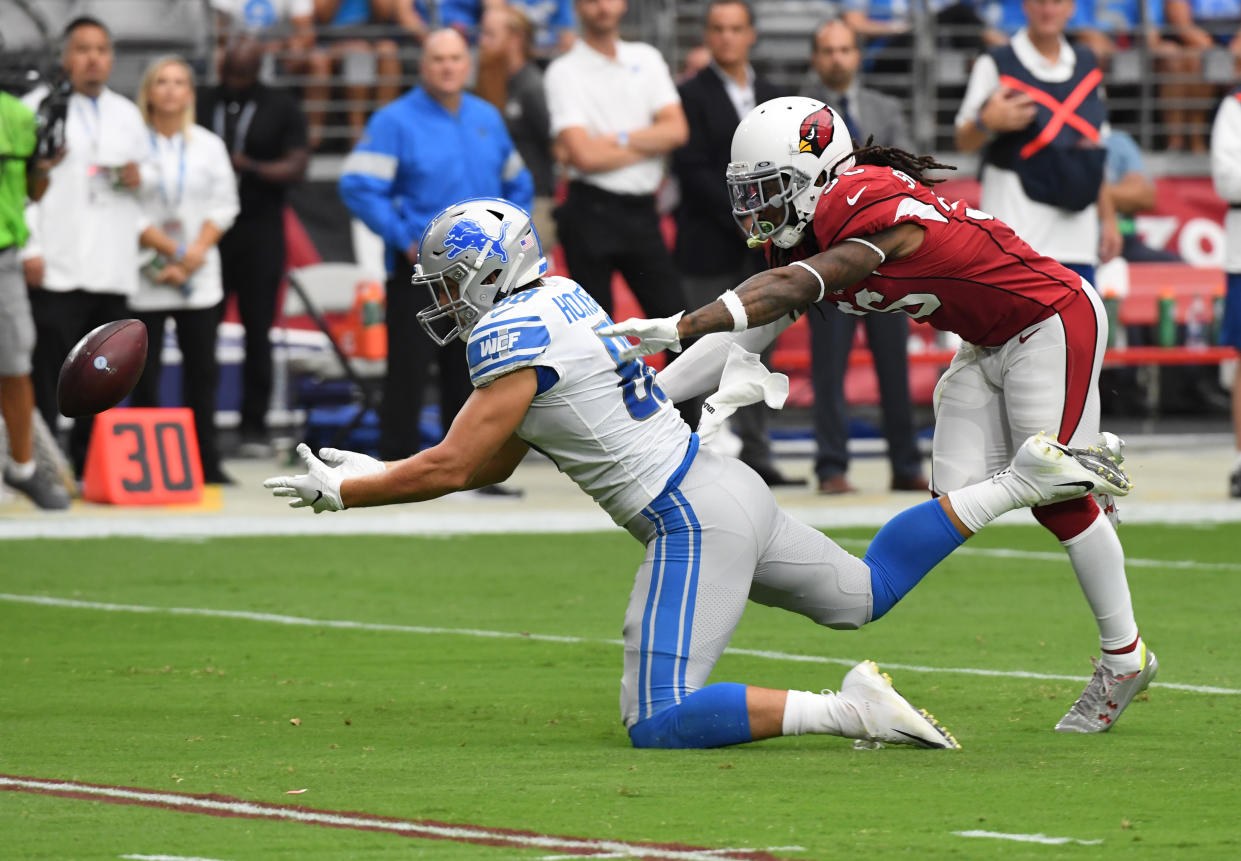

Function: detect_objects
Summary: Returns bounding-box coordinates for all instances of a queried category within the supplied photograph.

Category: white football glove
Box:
[696,343,790,446]
[263,442,364,513]
[317,446,388,479]
[596,312,684,362]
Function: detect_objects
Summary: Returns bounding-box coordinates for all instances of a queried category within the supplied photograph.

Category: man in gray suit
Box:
[799,19,927,495]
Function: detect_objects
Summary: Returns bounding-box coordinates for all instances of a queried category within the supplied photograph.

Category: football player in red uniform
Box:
[600,96,1157,734]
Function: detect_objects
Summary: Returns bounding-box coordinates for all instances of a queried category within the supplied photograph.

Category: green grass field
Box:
[2,523,1239,859]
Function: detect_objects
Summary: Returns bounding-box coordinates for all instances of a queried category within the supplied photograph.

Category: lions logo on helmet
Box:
[414,197,548,346]
[443,220,510,263]
[798,106,837,157]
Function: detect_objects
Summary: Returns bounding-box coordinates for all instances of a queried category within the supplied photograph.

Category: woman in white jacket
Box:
[131,56,239,484]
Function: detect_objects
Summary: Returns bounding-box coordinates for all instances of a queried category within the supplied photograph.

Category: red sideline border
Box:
[1,773,794,861]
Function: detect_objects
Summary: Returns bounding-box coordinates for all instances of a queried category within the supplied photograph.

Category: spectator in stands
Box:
[0,88,70,509]
[507,0,577,58]
[477,6,557,244]
[338,29,533,488]
[129,57,240,485]
[799,19,927,494]
[1105,129,1179,262]
[1209,84,1241,497]
[545,0,689,320]
[954,0,1120,287]
[198,35,310,457]
[678,44,713,83]
[21,16,150,478]
[1065,0,1176,68]
[394,0,492,44]
[305,0,404,148]
[1164,0,1241,153]
[212,0,316,68]
[671,0,795,487]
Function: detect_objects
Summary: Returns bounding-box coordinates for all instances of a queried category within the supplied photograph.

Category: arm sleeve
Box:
[338,111,414,252]
[655,314,798,403]
[954,54,999,128]
[1212,96,1241,202]
[204,134,240,233]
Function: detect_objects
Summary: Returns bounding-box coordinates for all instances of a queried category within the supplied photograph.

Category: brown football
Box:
[57,319,149,418]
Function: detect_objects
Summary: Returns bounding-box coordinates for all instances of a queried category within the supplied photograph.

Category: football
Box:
[57,319,149,418]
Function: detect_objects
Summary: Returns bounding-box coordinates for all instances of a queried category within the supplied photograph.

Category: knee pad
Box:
[1033,494,1100,542]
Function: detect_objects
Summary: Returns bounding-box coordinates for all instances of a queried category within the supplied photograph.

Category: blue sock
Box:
[628,683,752,749]
[864,500,966,621]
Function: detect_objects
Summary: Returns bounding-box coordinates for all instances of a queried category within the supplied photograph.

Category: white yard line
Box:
[953,830,1103,846]
[121,855,232,861]
[0,501,1238,541]
[1,592,1236,695]
[0,775,792,861]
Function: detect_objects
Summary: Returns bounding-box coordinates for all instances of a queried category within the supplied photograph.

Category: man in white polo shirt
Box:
[952,0,1119,286]
[21,16,150,476]
[544,0,689,321]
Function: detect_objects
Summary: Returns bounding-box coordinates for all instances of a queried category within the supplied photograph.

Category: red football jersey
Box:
[808,166,1087,346]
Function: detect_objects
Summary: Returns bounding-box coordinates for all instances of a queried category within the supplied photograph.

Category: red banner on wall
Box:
[935,175,1228,266]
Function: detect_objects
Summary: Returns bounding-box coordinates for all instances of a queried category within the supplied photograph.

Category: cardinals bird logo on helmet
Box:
[799,107,837,157]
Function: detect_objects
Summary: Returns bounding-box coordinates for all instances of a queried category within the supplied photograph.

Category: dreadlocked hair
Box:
[835,136,956,186]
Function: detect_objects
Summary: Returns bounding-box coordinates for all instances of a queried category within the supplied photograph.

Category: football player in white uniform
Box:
[265,197,1131,750]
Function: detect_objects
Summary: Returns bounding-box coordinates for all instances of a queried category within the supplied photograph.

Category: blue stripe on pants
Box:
[636,488,703,719]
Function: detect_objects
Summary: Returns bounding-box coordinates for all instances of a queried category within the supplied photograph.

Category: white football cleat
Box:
[839,660,961,749]
[1090,432,1125,528]
[1056,643,1158,733]
[1000,432,1132,507]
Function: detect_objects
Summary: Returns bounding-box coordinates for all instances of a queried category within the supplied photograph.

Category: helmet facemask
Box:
[727,161,813,249]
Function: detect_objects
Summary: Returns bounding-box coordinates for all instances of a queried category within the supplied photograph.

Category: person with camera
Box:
[0,82,70,509]
[21,16,151,477]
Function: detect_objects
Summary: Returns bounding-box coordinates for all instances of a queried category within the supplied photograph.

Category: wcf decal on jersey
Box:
[475,327,522,359]
[443,219,510,262]
[799,106,837,156]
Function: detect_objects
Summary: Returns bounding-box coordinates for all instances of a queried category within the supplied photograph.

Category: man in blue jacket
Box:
[339,28,533,465]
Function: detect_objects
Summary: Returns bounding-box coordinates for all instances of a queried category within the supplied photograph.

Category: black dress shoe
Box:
[748,463,804,487]
[890,475,931,492]
[476,483,524,498]
[202,465,236,486]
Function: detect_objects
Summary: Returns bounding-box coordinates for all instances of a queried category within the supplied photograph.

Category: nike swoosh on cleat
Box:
[891,728,939,747]
[312,490,323,506]
[1055,480,1095,492]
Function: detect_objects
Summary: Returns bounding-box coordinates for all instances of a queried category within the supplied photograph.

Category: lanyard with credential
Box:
[75,95,102,159]
[149,131,186,211]
[213,100,256,155]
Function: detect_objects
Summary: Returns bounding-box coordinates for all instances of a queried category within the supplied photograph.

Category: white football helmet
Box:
[726,96,856,249]
[414,197,548,345]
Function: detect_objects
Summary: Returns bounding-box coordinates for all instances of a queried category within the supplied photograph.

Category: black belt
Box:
[567,180,656,207]
[1230,203,1241,210]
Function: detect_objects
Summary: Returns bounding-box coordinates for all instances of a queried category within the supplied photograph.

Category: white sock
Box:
[6,459,36,481]
[781,689,866,739]
[946,471,1029,534]
[1061,517,1142,673]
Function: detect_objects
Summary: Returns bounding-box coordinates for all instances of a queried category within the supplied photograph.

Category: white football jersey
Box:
[466,276,692,524]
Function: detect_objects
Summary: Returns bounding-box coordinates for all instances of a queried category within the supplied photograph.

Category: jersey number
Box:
[594,323,668,421]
